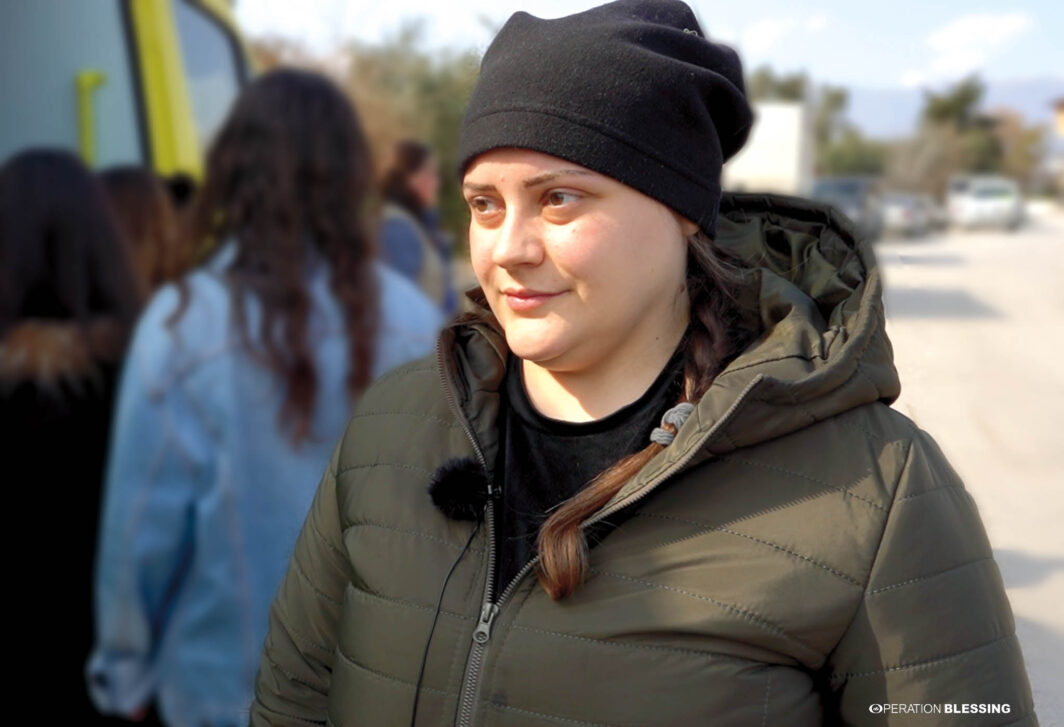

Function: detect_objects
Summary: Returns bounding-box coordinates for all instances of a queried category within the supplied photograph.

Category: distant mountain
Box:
[845,76,1064,141]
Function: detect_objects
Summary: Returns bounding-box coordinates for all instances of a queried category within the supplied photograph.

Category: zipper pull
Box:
[472,602,500,645]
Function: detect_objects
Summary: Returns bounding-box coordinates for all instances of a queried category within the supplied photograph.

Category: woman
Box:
[251,3,1037,725]
[0,149,144,724]
[88,69,442,727]
[378,140,458,318]
[99,165,183,295]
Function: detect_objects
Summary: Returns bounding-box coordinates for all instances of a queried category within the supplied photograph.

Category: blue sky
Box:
[234,0,1064,89]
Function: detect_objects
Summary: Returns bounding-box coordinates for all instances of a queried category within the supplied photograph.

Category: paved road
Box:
[877,206,1064,722]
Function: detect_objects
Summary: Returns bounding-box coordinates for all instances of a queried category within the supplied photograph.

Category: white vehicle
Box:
[948,176,1024,230]
[916,194,949,230]
[882,193,930,237]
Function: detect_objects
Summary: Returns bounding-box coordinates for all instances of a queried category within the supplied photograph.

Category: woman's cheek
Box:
[468,233,494,285]
[548,221,607,277]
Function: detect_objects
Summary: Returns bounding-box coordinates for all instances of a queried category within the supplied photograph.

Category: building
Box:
[722,101,814,196]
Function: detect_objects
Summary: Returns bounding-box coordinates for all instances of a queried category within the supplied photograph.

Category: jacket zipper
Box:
[437,335,529,727]
[436,339,499,727]
[439,335,765,726]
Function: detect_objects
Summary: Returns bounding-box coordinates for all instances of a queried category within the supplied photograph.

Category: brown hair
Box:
[379,139,433,216]
[535,231,758,599]
[180,68,379,445]
[99,166,181,293]
[0,149,142,357]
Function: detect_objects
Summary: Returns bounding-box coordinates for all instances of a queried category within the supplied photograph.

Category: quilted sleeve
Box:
[249,440,352,726]
[827,430,1038,725]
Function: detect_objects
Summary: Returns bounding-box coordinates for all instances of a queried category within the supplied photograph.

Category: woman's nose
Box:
[491,210,543,269]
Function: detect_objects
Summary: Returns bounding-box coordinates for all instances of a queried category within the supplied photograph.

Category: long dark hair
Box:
[380,139,432,216]
[100,166,182,293]
[0,149,142,357]
[184,68,379,445]
[535,231,759,599]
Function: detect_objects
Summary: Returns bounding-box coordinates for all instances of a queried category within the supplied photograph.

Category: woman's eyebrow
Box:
[523,169,594,188]
[463,169,594,193]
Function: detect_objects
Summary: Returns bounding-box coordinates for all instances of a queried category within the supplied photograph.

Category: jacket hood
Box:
[442,192,900,506]
[0,318,127,392]
[691,192,899,451]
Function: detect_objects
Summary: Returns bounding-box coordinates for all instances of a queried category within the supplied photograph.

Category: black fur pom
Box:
[429,457,489,521]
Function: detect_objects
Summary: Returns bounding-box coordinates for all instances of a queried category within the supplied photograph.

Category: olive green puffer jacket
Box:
[250,194,1036,726]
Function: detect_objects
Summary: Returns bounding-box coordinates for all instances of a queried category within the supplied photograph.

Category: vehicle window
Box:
[972,186,1014,199]
[814,180,862,197]
[173,0,242,154]
[1,0,143,166]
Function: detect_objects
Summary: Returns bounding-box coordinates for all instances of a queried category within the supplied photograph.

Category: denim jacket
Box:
[88,245,442,726]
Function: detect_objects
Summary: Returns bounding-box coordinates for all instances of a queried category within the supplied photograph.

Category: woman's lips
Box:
[502,289,562,312]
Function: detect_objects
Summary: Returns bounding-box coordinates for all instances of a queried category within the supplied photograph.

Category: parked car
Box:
[949,176,1024,230]
[810,176,884,242]
[916,194,949,230]
[882,193,930,237]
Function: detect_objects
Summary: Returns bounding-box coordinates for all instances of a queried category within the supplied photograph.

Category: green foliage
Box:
[921,75,984,127]
[813,85,849,150]
[747,65,808,101]
[807,81,886,177]
[959,125,1003,173]
[819,129,888,175]
[748,66,881,177]
[997,114,1047,188]
[912,74,1047,184]
[344,23,481,250]
[248,29,482,251]
[917,74,1001,176]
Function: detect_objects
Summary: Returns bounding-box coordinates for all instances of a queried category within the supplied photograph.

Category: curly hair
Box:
[99,165,182,293]
[182,68,379,445]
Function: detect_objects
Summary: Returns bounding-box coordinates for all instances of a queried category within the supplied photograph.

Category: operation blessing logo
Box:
[868,704,1012,715]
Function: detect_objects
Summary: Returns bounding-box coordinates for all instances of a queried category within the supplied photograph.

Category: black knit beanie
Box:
[457,0,753,238]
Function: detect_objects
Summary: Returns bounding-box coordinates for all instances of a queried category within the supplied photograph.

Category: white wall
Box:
[722,101,813,196]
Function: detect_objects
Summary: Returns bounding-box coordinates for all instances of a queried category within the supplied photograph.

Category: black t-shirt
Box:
[493,347,685,594]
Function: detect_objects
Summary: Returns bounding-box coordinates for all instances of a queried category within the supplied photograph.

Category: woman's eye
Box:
[546,190,580,207]
[468,196,499,214]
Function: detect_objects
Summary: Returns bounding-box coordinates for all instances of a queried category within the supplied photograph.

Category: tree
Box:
[250,29,482,250]
[746,65,808,102]
[915,74,1006,179]
[813,85,848,151]
[921,75,984,127]
[342,24,480,250]
[819,129,888,175]
[991,109,1048,192]
[806,83,887,176]
[885,124,962,195]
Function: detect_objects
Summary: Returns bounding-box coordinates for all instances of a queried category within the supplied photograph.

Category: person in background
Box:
[0,149,148,724]
[250,1,1036,725]
[378,139,459,318]
[99,166,182,295]
[88,69,442,727]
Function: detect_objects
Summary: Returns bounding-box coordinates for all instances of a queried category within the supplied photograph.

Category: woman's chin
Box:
[503,326,573,365]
